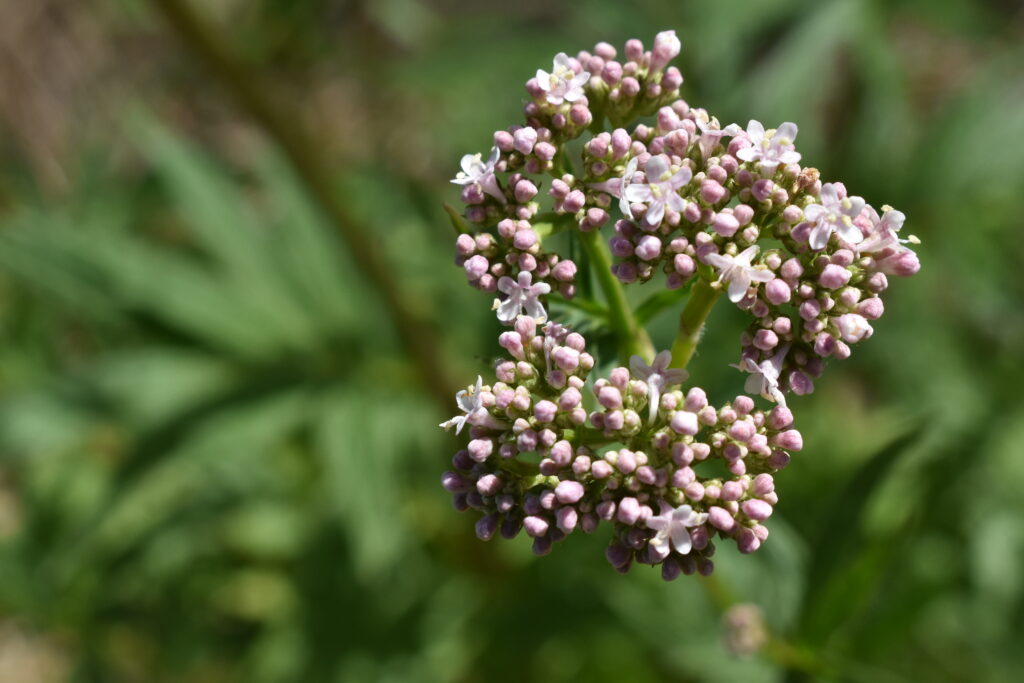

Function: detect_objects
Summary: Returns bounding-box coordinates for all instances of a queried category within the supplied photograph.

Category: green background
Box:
[0,0,1021,681]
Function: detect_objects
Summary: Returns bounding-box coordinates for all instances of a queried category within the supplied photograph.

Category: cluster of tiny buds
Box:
[440,326,803,580]
[455,217,578,308]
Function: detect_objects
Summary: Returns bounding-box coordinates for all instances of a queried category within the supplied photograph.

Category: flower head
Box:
[536,53,590,106]
[623,154,692,226]
[451,147,505,203]
[629,350,688,423]
[736,120,801,172]
[646,501,709,559]
[804,182,866,250]
[704,246,776,303]
[439,376,485,435]
[496,271,552,323]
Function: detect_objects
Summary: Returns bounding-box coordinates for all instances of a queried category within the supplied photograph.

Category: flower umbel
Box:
[441,30,919,581]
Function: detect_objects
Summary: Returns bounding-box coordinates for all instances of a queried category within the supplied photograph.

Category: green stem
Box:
[577,229,654,363]
[669,277,722,370]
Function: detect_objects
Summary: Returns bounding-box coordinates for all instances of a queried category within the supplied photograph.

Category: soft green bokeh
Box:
[0,1,1021,681]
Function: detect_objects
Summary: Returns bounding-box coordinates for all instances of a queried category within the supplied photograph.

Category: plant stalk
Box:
[669,277,721,370]
[577,229,654,363]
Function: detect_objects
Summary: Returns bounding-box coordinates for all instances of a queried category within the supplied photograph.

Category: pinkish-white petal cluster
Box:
[496,271,552,322]
[734,345,789,406]
[536,53,590,106]
[646,501,709,559]
[451,147,505,203]
[629,350,688,423]
[622,154,692,226]
[736,120,801,172]
[439,376,486,435]
[804,182,866,250]
[704,246,776,303]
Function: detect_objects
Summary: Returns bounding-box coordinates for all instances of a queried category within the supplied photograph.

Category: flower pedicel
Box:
[441,31,920,579]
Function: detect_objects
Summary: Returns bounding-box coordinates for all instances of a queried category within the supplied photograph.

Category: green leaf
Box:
[794,423,926,645]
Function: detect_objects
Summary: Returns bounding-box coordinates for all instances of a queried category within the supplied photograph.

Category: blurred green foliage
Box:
[0,0,1022,681]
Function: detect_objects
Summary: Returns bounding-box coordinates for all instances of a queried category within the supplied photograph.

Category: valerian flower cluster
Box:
[440,31,920,579]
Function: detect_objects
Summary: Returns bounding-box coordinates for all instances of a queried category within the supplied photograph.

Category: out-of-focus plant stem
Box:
[578,228,654,364]
[149,0,459,412]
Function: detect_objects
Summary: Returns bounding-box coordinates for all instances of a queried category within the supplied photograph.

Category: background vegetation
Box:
[0,0,1022,681]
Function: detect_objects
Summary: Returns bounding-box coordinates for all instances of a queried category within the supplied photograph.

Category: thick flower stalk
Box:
[440,31,919,580]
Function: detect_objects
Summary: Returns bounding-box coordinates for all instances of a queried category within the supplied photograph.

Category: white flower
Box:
[536,53,590,106]
[495,271,551,322]
[629,350,689,424]
[439,376,485,435]
[704,246,776,303]
[623,154,692,226]
[804,183,866,250]
[857,205,915,254]
[735,120,801,172]
[451,146,505,203]
[695,114,742,159]
[733,345,789,406]
[646,502,709,559]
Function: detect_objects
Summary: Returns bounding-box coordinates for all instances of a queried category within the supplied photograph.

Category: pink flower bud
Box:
[819,264,852,289]
[616,449,637,474]
[523,515,549,537]
[780,258,803,280]
[635,235,662,261]
[563,190,585,213]
[772,429,803,451]
[650,30,681,72]
[670,410,699,435]
[708,506,736,532]
[712,211,740,237]
[700,178,727,204]
[556,506,578,533]
[617,496,641,525]
[753,328,779,350]
[836,313,873,343]
[661,66,683,90]
[591,460,613,479]
[534,400,557,423]
[742,499,773,521]
[555,480,585,504]
[463,254,489,281]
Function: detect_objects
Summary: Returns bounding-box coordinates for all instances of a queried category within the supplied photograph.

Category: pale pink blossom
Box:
[646,501,709,559]
[536,53,590,105]
[623,155,692,226]
[439,376,485,435]
[496,271,551,322]
[736,120,801,172]
[804,183,866,250]
[733,345,789,406]
[451,147,505,203]
[704,246,775,303]
[630,350,689,423]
